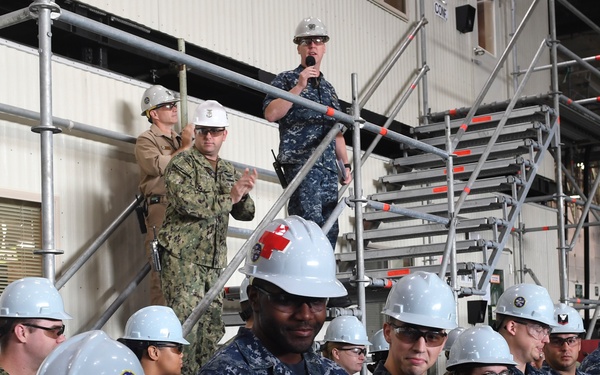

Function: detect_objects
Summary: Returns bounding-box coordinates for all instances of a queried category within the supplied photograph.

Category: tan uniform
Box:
[135,123,182,305]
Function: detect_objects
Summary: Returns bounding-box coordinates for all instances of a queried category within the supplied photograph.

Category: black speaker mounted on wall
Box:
[467,300,488,324]
[456,4,476,33]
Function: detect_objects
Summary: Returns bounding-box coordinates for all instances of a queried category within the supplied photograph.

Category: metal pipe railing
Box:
[449,0,542,151]
[561,164,600,221]
[0,7,32,29]
[359,17,428,108]
[365,200,449,225]
[88,262,151,331]
[58,9,445,160]
[30,0,62,283]
[55,196,143,290]
[0,102,279,182]
[516,55,600,75]
[557,44,600,82]
[453,38,548,215]
[574,97,600,106]
[549,0,569,303]
[322,65,430,233]
[351,74,368,333]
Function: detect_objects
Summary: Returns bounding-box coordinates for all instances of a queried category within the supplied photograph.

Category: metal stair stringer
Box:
[465,109,559,295]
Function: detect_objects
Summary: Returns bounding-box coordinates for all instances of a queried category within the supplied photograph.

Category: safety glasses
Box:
[154,342,184,354]
[298,37,325,46]
[548,335,580,347]
[481,370,511,375]
[195,127,226,136]
[157,102,177,110]
[22,323,65,339]
[389,323,447,347]
[253,285,328,313]
[513,320,550,340]
[338,347,367,356]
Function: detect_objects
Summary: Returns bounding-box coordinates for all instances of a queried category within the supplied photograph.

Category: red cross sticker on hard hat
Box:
[251,224,290,262]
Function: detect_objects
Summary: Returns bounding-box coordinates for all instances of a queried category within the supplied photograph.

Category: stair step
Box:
[337,262,475,283]
[369,176,518,204]
[336,239,493,263]
[415,121,546,149]
[362,195,511,223]
[382,157,523,186]
[345,217,501,242]
[412,106,546,136]
[392,139,536,169]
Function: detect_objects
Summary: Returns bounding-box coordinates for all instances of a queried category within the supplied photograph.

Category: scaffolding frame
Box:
[1,0,600,338]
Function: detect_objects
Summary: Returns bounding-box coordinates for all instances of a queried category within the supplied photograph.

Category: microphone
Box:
[305,56,319,88]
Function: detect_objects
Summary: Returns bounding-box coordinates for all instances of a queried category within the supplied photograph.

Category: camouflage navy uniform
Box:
[135,123,183,305]
[159,147,255,374]
[0,367,8,375]
[541,363,589,375]
[580,346,600,375]
[200,326,347,375]
[263,65,341,249]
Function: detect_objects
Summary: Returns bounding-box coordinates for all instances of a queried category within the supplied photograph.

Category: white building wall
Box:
[79,0,549,124]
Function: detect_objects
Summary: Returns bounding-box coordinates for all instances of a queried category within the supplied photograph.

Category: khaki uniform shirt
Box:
[135,123,182,198]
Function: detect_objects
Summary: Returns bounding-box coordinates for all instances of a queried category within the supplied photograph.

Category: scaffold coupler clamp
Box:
[29,0,62,20]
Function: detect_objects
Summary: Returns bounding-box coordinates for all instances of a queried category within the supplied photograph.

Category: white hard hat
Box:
[324,316,371,346]
[369,329,389,353]
[240,216,347,298]
[0,277,72,320]
[382,272,457,330]
[443,326,466,351]
[446,326,517,370]
[37,330,145,375]
[494,283,557,327]
[140,85,179,116]
[293,17,330,44]
[240,277,250,303]
[552,303,585,334]
[193,100,229,128]
[121,305,189,345]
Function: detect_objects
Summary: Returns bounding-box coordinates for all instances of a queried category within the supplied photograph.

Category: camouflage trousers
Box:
[284,164,339,249]
[161,255,224,375]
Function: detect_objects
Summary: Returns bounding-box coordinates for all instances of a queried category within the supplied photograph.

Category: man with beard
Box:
[200,216,348,374]
[494,284,557,375]
[542,303,588,375]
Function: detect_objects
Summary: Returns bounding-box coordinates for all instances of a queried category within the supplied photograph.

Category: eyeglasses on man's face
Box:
[389,323,447,347]
[479,370,511,375]
[153,342,184,354]
[338,347,367,356]
[548,335,580,347]
[195,127,226,136]
[157,102,177,110]
[22,323,65,339]
[513,320,550,340]
[252,285,328,314]
[298,37,325,46]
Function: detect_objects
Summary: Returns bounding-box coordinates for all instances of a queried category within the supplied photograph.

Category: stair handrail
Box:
[447,0,542,152]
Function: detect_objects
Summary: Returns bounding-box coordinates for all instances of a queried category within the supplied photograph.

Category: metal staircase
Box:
[339,104,559,297]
